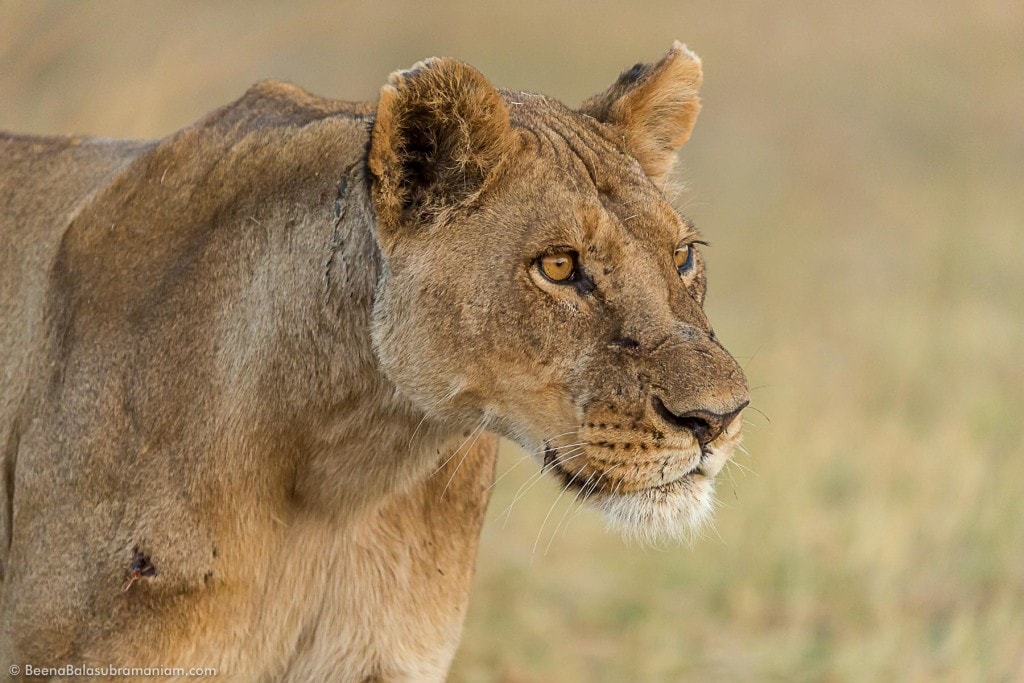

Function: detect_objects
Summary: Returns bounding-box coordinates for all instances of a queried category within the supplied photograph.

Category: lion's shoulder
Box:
[196,79,374,135]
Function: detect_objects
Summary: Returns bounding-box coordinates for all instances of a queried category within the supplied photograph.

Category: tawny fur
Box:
[0,43,747,681]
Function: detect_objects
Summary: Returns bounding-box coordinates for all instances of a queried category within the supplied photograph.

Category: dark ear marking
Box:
[619,63,651,86]
[368,57,512,246]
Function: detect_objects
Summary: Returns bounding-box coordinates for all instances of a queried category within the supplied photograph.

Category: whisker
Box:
[550,466,606,547]
[500,465,564,527]
[724,460,739,489]
[431,422,483,477]
[727,456,757,477]
[409,387,464,452]
[485,452,534,493]
[516,434,589,464]
[706,496,726,545]
[548,463,622,553]
[554,466,595,533]
[544,430,580,443]
[514,434,583,462]
[407,408,437,453]
[499,448,590,527]
[583,463,614,499]
[545,440,591,452]
[564,460,626,536]
[746,405,772,424]
[531,474,580,564]
[487,436,583,495]
[440,424,486,500]
[740,344,763,371]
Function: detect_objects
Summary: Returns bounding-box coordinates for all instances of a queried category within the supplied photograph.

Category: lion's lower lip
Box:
[546,453,704,496]
[651,466,703,492]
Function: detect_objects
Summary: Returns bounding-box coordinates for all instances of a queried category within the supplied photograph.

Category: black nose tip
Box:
[652,397,749,446]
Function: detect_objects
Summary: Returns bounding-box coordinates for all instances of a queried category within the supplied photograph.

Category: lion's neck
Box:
[250,161,457,519]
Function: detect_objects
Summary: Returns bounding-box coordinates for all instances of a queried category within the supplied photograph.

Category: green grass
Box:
[3,2,1022,680]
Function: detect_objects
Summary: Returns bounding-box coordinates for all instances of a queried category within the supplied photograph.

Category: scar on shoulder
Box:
[122,546,158,592]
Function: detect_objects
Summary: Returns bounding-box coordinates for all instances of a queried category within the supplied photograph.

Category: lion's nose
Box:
[652,397,749,446]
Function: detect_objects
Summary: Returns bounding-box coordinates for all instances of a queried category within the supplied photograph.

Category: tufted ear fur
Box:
[579,41,703,187]
[368,57,512,243]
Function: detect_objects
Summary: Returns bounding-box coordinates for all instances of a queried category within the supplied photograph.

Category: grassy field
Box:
[3,2,1022,680]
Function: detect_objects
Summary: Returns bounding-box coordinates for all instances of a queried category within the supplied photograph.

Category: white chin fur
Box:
[596,476,716,545]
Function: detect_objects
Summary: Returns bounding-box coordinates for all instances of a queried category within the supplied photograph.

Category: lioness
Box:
[0,42,748,680]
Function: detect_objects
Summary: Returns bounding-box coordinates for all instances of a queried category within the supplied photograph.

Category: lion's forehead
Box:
[507,95,641,184]
[501,98,692,248]
[504,182,691,270]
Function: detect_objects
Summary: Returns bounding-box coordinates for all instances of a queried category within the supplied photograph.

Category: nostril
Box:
[677,414,713,445]
[652,397,748,446]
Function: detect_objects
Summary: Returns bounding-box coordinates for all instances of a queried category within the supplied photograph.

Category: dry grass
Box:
[3,1,1022,680]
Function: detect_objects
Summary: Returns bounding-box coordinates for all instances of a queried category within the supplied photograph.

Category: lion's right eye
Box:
[674,243,694,274]
[538,252,577,283]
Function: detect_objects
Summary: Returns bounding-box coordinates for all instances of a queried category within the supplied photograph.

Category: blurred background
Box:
[3,1,1022,680]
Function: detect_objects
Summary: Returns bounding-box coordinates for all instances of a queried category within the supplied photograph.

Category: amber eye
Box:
[674,243,695,274]
[538,252,577,283]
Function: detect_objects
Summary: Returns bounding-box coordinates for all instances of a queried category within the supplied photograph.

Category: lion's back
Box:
[0,133,150,347]
[0,134,152,583]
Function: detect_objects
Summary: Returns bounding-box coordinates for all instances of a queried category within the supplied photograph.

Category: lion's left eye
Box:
[538,252,577,283]
[674,243,694,275]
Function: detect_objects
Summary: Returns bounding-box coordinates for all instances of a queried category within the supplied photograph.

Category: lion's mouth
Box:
[542,443,705,498]
[536,434,740,541]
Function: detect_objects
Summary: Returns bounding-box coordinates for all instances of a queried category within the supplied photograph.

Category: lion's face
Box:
[368,43,748,540]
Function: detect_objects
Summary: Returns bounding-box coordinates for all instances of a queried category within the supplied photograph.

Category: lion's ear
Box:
[580,41,703,187]
[368,57,512,242]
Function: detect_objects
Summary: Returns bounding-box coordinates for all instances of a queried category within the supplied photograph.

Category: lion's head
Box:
[367,42,749,541]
